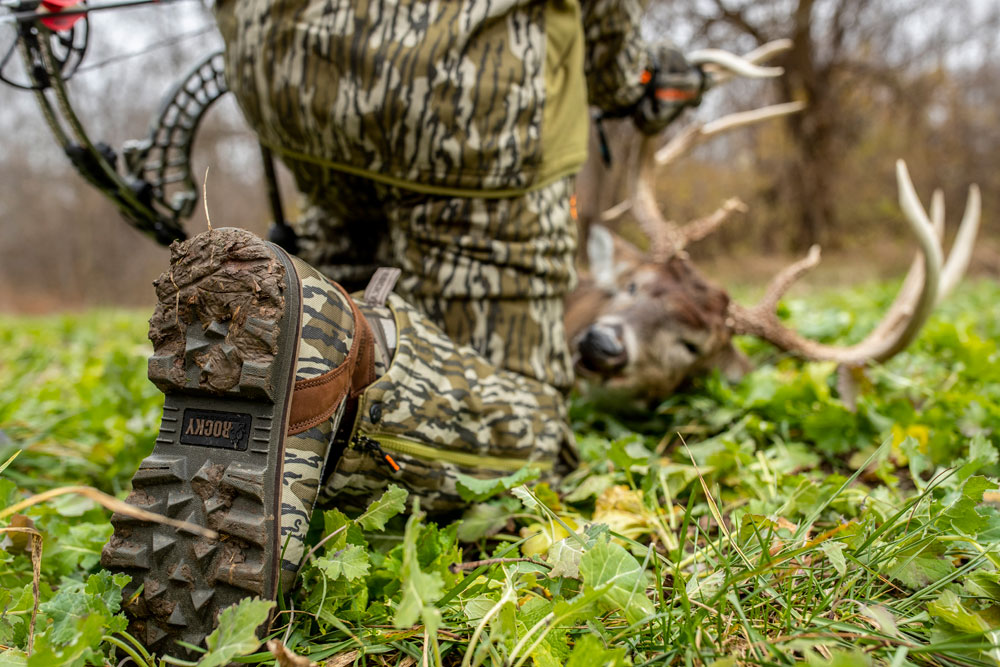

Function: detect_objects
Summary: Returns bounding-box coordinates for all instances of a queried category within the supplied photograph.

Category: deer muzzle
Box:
[576,321,629,375]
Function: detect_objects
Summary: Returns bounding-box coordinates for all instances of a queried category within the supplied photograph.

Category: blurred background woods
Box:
[0,0,997,312]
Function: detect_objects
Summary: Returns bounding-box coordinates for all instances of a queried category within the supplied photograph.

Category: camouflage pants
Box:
[291,169,580,508]
[214,0,648,392]
[287,255,571,532]
[291,168,577,392]
[322,292,574,512]
[210,0,658,503]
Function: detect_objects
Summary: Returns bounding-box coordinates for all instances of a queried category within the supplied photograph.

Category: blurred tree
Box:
[0,8,279,310]
[649,0,1000,250]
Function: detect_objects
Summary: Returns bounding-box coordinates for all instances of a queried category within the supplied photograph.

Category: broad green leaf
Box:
[461,596,497,624]
[530,638,564,667]
[394,507,443,634]
[0,588,23,646]
[927,589,997,634]
[456,502,510,542]
[579,537,654,625]
[512,485,538,511]
[314,545,370,581]
[454,467,539,502]
[39,586,91,645]
[737,513,786,545]
[966,571,1000,600]
[356,484,408,531]
[804,649,872,666]
[889,554,954,589]
[550,586,607,626]
[38,572,129,646]
[686,570,726,603]
[857,604,900,638]
[547,538,584,579]
[563,474,614,503]
[42,519,113,576]
[963,475,997,503]
[198,598,275,667]
[968,434,999,466]
[84,570,130,614]
[564,627,628,667]
[937,475,998,536]
[819,541,847,577]
[608,435,651,472]
[27,613,104,667]
[0,650,26,667]
[321,508,367,552]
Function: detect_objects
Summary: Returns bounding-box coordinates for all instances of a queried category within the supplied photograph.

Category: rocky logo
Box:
[179,409,251,451]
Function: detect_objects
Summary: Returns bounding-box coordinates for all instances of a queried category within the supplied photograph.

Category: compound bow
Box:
[1,3,290,248]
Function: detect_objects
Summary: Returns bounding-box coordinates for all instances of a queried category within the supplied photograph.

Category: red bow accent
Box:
[39,0,83,31]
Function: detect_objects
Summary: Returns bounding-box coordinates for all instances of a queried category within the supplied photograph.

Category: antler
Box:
[611,40,802,262]
[727,160,982,365]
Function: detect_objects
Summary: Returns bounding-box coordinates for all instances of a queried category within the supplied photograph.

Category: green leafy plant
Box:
[1,281,999,665]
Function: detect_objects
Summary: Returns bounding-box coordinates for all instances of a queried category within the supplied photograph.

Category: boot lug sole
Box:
[102,229,301,660]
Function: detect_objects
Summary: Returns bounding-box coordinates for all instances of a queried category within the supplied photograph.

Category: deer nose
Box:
[577,323,628,375]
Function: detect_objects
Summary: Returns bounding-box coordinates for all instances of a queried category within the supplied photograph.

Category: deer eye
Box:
[627,282,637,295]
[680,339,700,356]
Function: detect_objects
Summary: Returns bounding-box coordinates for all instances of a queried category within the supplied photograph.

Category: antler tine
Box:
[611,102,804,251]
[694,39,794,87]
[609,42,799,261]
[600,199,632,223]
[757,245,823,316]
[681,197,748,245]
[729,160,949,365]
[863,183,938,346]
[687,49,784,79]
[655,102,806,166]
[939,184,981,300]
[930,189,945,240]
[741,39,795,64]
[632,134,688,261]
[867,175,980,344]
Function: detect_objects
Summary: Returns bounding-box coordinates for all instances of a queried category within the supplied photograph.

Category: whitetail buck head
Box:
[567,205,748,396]
[567,43,982,397]
[568,158,982,397]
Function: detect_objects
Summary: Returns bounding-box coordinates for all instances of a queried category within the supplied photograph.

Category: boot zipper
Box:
[354,434,401,472]
[351,432,553,473]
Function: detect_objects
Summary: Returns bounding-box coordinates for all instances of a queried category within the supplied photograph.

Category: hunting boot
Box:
[101,227,377,658]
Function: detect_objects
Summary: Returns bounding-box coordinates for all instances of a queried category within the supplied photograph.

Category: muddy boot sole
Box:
[101,228,301,659]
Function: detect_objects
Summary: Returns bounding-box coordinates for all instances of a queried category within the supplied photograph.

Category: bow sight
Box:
[1,7,293,249]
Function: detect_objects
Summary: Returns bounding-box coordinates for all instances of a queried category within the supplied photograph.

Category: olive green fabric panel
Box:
[541,0,590,183]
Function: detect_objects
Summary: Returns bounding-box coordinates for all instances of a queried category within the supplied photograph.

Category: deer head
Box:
[569,155,982,397]
[567,43,982,398]
[567,206,748,396]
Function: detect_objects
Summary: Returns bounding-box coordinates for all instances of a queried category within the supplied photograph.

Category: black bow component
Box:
[2,4,295,249]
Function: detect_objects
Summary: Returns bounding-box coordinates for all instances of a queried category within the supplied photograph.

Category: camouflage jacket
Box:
[215,0,649,197]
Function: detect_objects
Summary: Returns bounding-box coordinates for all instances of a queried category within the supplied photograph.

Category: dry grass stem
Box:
[0,523,42,654]
[0,486,218,539]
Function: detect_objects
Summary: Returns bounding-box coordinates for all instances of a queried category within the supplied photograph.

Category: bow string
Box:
[0,3,273,246]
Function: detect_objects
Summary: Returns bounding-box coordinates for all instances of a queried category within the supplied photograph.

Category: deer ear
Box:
[588,225,617,290]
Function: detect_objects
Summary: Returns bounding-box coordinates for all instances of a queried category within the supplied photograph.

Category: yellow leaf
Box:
[593,486,653,541]
[520,517,578,557]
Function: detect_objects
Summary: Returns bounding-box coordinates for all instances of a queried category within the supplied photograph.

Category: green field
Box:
[1,280,999,666]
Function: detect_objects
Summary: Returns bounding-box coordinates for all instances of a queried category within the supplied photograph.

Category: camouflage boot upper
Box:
[320,290,574,513]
